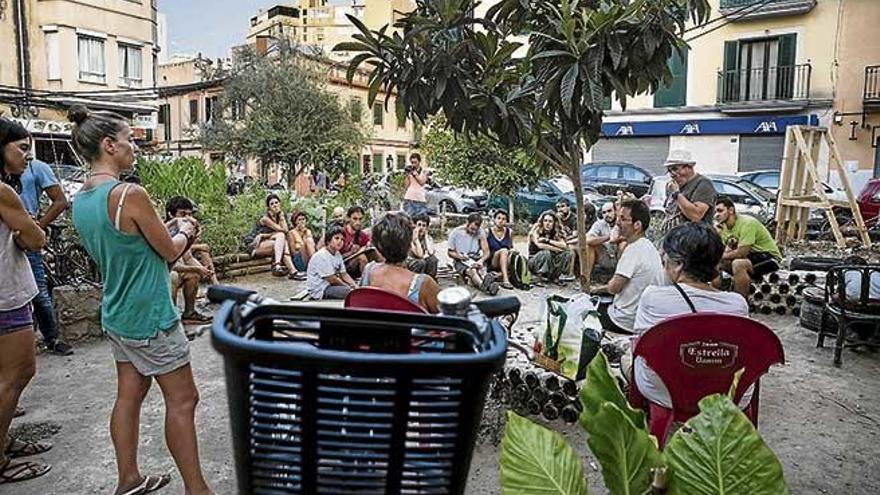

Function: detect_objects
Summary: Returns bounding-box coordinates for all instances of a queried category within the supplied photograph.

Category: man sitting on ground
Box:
[447,212,499,295]
[307,222,358,300]
[590,200,664,334]
[585,202,625,281]
[340,205,382,278]
[555,198,587,283]
[714,197,782,298]
[408,212,439,279]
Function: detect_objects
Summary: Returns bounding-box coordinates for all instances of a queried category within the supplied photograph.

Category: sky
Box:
[162,0,350,59]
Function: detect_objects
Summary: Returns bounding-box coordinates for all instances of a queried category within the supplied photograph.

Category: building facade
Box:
[155,53,418,182]
[586,0,880,190]
[0,0,160,166]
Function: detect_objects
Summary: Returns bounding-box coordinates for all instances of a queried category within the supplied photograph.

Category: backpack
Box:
[508,250,531,290]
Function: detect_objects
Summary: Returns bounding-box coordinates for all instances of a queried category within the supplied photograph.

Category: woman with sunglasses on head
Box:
[406,212,438,279]
[0,118,52,485]
[68,105,214,495]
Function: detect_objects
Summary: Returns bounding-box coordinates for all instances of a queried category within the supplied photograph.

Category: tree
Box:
[336,0,709,289]
[421,115,543,222]
[201,42,367,186]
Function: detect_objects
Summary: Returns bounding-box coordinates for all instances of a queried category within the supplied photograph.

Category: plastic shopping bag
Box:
[534,294,603,381]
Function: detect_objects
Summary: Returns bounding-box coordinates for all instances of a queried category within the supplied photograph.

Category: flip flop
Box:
[0,459,51,484]
[118,474,171,495]
[13,407,24,418]
[5,439,53,459]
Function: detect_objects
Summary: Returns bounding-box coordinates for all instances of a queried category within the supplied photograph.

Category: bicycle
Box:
[42,222,102,290]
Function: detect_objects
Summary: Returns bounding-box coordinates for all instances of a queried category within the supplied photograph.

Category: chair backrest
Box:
[632,313,784,416]
[344,286,428,314]
[825,265,880,314]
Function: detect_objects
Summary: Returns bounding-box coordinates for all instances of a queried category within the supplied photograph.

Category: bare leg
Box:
[583,245,598,289]
[252,239,277,259]
[182,273,199,315]
[170,271,181,307]
[155,365,212,495]
[0,328,37,467]
[111,362,152,494]
[303,237,316,265]
[492,249,511,284]
[192,246,219,285]
[465,267,484,289]
[731,259,753,299]
[567,245,578,276]
[271,233,286,265]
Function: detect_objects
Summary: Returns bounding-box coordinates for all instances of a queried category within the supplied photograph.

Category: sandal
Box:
[5,438,52,459]
[0,458,51,484]
[499,281,514,290]
[13,407,24,418]
[271,263,287,277]
[181,310,212,324]
[288,271,307,281]
[117,473,171,495]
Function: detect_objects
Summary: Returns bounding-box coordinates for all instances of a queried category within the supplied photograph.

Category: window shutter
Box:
[721,40,739,102]
[654,49,688,108]
[776,34,797,99]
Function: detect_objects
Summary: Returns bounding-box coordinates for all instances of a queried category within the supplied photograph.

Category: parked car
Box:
[738,169,848,202]
[488,176,593,222]
[645,175,776,225]
[580,162,653,198]
[857,178,880,225]
[425,177,489,214]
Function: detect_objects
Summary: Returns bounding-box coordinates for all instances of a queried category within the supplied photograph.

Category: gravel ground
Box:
[8,242,880,494]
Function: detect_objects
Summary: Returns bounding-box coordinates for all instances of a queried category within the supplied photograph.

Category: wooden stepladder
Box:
[774,125,870,248]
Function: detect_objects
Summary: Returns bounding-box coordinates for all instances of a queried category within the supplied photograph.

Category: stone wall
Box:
[52,285,103,342]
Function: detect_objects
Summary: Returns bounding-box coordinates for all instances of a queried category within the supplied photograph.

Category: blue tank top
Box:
[487,227,513,254]
[360,262,425,304]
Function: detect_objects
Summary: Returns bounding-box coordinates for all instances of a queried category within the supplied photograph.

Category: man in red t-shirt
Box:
[340,205,382,278]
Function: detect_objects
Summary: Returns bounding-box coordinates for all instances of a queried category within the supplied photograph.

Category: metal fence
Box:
[717,63,811,104]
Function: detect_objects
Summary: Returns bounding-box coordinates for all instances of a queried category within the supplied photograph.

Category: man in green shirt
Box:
[714,197,782,297]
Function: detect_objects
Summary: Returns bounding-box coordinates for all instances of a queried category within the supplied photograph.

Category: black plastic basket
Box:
[211,295,507,495]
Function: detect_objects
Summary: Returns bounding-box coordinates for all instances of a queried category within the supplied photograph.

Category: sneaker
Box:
[560,274,576,282]
[48,341,74,356]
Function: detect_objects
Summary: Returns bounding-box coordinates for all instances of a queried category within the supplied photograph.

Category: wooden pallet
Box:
[774,125,869,248]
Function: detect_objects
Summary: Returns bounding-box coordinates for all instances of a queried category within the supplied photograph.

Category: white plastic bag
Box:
[536,294,603,380]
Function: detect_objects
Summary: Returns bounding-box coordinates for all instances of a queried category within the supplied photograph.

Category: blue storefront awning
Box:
[601,114,818,138]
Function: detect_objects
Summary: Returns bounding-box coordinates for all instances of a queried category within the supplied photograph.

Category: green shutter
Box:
[372,153,383,174]
[721,40,739,102]
[777,33,797,99]
[654,49,688,108]
[602,95,612,111]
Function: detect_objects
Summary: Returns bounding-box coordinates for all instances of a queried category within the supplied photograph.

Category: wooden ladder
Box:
[774,125,869,248]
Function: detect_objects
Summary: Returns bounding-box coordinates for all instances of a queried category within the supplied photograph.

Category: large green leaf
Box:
[584,402,661,495]
[500,411,589,495]
[579,351,646,431]
[664,395,789,495]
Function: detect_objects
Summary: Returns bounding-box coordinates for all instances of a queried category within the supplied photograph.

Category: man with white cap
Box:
[659,149,716,238]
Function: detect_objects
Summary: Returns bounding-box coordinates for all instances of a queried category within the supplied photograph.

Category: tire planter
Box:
[799,286,825,332]
[789,256,844,272]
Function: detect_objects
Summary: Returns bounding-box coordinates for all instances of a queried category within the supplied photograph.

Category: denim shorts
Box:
[0,304,33,336]
[106,322,191,377]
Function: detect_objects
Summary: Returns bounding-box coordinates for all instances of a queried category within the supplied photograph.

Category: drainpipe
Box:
[12,0,31,89]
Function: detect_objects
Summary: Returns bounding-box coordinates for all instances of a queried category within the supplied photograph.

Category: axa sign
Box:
[601,115,818,137]
[754,120,779,133]
[680,123,701,135]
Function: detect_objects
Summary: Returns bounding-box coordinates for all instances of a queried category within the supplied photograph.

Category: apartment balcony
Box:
[865,65,880,108]
[719,0,817,21]
[717,63,811,112]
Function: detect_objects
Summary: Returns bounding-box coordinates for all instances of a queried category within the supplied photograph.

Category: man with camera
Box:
[403,153,429,217]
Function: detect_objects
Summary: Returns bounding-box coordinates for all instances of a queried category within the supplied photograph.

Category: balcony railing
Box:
[865,65,880,105]
[719,0,817,21]
[717,63,811,105]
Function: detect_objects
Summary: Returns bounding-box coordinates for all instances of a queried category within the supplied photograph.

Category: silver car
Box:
[425,178,489,214]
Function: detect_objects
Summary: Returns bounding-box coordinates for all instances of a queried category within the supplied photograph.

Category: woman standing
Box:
[243,194,297,277]
[402,153,429,217]
[0,118,51,485]
[487,209,514,289]
[69,106,213,495]
[527,211,572,284]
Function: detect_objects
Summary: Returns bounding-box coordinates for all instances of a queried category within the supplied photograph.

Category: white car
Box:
[738,169,848,202]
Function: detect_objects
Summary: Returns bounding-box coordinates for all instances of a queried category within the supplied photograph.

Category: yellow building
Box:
[586,0,880,189]
[0,0,160,165]
[155,51,419,183]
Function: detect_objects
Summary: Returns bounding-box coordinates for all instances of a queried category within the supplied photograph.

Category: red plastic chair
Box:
[344,287,427,314]
[627,313,784,447]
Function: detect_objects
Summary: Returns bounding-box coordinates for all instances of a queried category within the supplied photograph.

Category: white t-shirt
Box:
[306,248,345,299]
[608,237,664,331]
[633,284,751,409]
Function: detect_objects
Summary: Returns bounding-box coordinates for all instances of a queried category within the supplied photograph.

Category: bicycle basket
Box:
[211,300,507,495]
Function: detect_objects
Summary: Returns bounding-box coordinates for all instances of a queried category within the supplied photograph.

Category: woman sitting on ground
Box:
[243,194,297,278]
[527,210,572,284]
[628,222,751,409]
[487,209,515,289]
[362,212,440,314]
[407,212,438,279]
[288,211,316,281]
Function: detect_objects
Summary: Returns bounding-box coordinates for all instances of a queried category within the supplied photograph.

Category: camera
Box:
[404,164,417,174]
